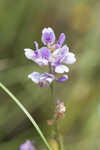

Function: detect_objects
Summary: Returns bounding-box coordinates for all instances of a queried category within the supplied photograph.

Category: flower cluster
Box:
[24,27,76,87]
[20,140,36,150]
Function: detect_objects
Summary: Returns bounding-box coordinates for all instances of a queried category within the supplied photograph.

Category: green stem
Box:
[48,63,64,150]
[0,82,52,150]
[50,84,63,150]
[55,121,64,150]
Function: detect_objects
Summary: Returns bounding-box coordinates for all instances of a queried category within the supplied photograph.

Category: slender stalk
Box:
[48,64,64,150]
[50,85,63,150]
[49,63,56,118]
[0,82,52,150]
[55,121,64,150]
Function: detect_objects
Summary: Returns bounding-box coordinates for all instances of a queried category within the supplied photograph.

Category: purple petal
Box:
[42,27,55,45]
[28,72,40,84]
[40,72,55,84]
[60,45,69,56]
[34,41,39,50]
[56,33,66,48]
[20,140,36,150]
[40,47,51,60]
[52,57,62,67]
[24,47,49,66]
[44,72,55,83]
[51,45,69,65]
[56,75,68,83]
[28,72,55,87]
[34,50,39,57]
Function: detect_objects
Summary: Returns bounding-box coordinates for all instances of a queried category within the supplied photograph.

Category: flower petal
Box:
[20,140,36,150]
[34,41,39,50]
[40,47,51,60]
[63,52,76,64]
[34,57,48,66]
[51,45,69,65]
[28,72,55,87]
[56,33,66,48]
[60,45,69,56]
[45,73,55,83]
[41,27,55,45]
[56,75,68,83]
[39,72,55,87]
[55,65,69,73]
[28,72,40,84]
[24,48,35,60]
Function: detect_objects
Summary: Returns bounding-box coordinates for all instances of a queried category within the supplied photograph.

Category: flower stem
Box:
[48,63,64,150]
[55,120,64,150]
[50,84,64,150]
[0,82,52,150]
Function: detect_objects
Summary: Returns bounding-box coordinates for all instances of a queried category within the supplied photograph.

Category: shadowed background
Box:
[0,0,100,149]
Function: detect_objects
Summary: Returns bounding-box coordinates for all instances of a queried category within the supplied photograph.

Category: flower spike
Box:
[24,27,76,87]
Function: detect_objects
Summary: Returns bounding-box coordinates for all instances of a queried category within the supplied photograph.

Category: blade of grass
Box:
[0,82,52,150]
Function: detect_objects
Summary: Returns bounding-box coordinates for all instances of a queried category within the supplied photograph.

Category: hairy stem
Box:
[0,82,52,150]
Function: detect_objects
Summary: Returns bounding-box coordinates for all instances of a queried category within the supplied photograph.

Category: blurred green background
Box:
[0,0,100,149]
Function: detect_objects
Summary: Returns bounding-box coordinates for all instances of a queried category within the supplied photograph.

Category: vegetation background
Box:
[0,0,100,149]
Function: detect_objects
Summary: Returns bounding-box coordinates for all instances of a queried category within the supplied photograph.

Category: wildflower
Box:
[51,45,76,72]
[50,45,69,66]
[24,27,76,87]
[20,140,36,150]
[24,47,50,66]
[28,72,55,87]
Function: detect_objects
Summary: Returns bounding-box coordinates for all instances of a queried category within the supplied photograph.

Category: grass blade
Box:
[0,82,52,150]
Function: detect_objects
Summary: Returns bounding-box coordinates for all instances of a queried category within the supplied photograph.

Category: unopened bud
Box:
[55,100,66,119]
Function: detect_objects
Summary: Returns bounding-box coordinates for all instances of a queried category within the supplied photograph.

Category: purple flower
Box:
[53,45,69,59]
[20,140,36,150]
[28,72,55,87]
[56,33,66,48]
[24,27,76,85]
[50,45,76,73]
[24,48,49,66]
[56,75,68,83]
[51,45,69,65]
[41,27,55,45]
